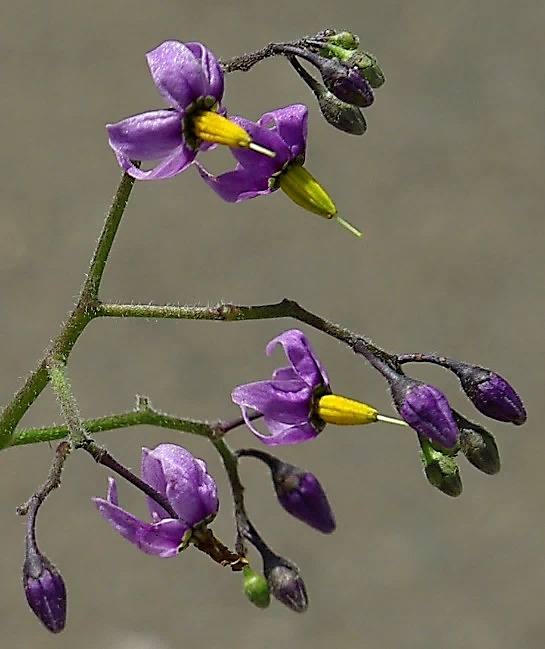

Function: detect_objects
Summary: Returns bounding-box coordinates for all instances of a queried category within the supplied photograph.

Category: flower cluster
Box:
[18,28,528,634]
[107,39,363,235]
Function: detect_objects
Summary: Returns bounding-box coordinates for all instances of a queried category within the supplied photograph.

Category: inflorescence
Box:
[4,29,526,632]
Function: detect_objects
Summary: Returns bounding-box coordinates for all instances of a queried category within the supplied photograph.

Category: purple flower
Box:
[23,549,67,634]
[231,329,329,446]
[93,444,218,557]
[107,41,229,180]
[389,376,459,449]
[197,104,308,202]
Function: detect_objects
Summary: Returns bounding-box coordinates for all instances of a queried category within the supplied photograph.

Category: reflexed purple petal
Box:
[107,110,184,161]
[93,497,187,557]
[196,164,273,202]
[259,416,319,445]
[271,366,300,384]
[118,143,196,180]
[266,329,328,388]
[228,117,291,172]
[185,42,224,101]
[141,448,170,522]
[259,104,308,159]
[232,380,312,424]
[146,41,207,110]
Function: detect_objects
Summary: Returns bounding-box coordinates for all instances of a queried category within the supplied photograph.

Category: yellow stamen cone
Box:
[192,111,275,157]
[278,165,362,237]
[317,394,378,426]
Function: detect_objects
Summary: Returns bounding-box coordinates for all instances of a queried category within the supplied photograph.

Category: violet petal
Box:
[93,497,187,557]
[146,41,207,110]
[266,329,328,388]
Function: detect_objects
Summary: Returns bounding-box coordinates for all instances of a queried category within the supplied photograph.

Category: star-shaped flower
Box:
[231,329,391,445]
[197,106,362,236]
[107,41,273,180]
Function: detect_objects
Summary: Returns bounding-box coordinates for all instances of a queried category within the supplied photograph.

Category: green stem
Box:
[96,299,391,361]
[80,168,138,302]
[10,397,221,447]
[47,361,89,447]
[0,171,137,450]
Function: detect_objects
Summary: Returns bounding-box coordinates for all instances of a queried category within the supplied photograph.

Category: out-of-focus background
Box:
[1,1,544,647]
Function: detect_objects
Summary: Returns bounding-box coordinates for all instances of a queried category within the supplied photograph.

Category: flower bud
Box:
[419,437,463,497]
[242,565,271,609]
[324,31,360,50]
[279,46,373,108]
[315,89,368,135]
[347,51,386,88]
[448,361,526,425]
[23,549,67,633]
[273,463,336,534]
[455,413,501,475]
[389,375,459,448]
[262,552,308,613]
[319,58,374,108]
[287,52,366,135]
[238,449,335,533]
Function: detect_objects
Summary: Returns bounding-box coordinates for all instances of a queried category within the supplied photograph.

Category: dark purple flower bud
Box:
[287,54,366,135]
[455,413,501,475]
[262,551,308,613]
[389,375,459,448]
[23,548,67,633]
[274,466,336,533]
[448,361,526,425]
[319,58,374,108]
[278,46,373,108]
[238,449,335,533]
[419,436,463,497]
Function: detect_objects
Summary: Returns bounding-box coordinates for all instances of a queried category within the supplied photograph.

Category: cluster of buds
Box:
[280,29,386,135]
[353,344,526,495]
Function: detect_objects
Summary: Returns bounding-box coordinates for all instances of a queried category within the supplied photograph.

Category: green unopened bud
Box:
[326,31,360,50]
[456,414,501,475]
[243,565,270,609]
[348,52,385,88]
[278,164,362,237]
[316,89,368,135]
[419,437,463,497]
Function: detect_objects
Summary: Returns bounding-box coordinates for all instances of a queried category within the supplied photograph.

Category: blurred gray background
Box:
[1,1,544,648]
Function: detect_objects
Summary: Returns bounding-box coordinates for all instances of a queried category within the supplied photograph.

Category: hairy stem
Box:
[9,396,254,447]
[47,361,89,447]
[96,299,392,362]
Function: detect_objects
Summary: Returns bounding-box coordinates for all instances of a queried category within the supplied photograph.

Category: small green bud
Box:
[420,437,463,497]
[243,565,270,609]
[325,31,360,50]
[348,52,385,88]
